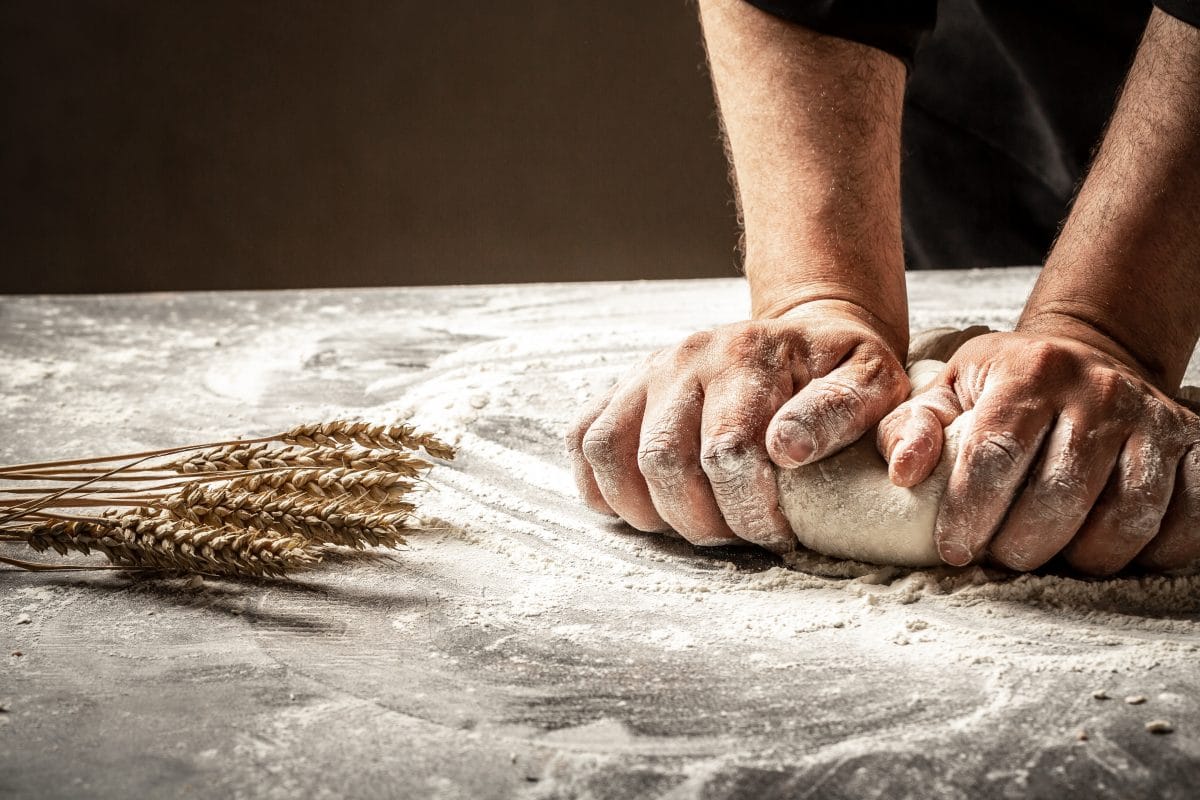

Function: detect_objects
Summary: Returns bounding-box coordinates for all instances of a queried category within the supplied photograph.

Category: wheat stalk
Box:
[0,418,454,578]
[155,485,414,549]
[283,421,456,460]
[0,418,454,476]
[9,517,321,577]
[223,467,416,504]
[169,443,432,477]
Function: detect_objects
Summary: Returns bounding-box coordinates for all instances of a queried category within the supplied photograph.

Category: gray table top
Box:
[2,269,1199,799]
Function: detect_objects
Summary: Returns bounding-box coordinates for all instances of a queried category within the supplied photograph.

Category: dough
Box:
[775,325,1199,567]
[775,327,991,567]
[775,359,966,567]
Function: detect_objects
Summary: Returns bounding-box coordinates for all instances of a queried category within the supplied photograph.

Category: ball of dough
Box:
[775,359,964,567]
[774,326,1198,567]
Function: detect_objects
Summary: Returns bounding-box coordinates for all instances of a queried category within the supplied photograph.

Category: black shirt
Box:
[741,1,1200,269]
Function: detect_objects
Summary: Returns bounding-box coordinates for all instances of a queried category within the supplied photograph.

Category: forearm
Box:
[1020,8,1200,391]
[698,0,908,353]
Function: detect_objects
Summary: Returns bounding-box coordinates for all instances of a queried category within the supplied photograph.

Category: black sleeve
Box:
[1155,0,1200,27]
[740,0,937,67]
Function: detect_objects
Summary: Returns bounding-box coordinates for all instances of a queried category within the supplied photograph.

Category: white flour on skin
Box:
[701,443,788,548]
[780,329,1200,570]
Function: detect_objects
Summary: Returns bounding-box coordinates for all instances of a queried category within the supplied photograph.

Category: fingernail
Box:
[889,434,928,486]
[887,439,914,485]
[938,540,972,567]
[775,422,815,467]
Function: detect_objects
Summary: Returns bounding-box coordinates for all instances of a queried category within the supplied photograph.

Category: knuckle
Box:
[674,331,713,362]
[724,326,786,370]
[564,421,588,454]
[724,326,766,355]
[1113,489,1166,542]
[965,431,1026,476]
[1029,472,1092,521]
[700,434,758,484]
[909,385,961,423]
[1181,408,1200,439]
[806,379,870,429]
[1023,342,1063,379]
[1144,403,1192,457]
[1143,396,1175,425]
[856,349,896,386]
[881,358,911,401]
[1089,370,1128,408]
[1123,478,1165,508]
[645,349,668,371]
[1184,445,1200,473]
[581,425,623,469]
[636,436,687,480]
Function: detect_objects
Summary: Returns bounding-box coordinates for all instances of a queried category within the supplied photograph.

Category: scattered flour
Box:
[388,335,1200,692]
[6,277,1196,787]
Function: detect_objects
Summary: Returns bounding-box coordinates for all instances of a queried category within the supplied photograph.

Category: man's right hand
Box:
[575,0,914,552]
[566,300,910,553]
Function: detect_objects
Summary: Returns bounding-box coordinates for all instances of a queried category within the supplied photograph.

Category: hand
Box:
[877,328,1200,574]
[566,300,910,553]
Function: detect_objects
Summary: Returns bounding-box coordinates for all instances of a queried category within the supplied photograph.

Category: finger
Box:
[877,374,963,488]
[1137,445,1200,571]
[581,382,668,533]
[566,381,619,514]
[1064,434,1178,576]
[987,413,1123,571]
[766,344,909,469]
[934,396,1055,566]
[638,381,740,546]
[699,370,795,552]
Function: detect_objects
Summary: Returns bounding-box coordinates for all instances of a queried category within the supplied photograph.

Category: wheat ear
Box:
[169,443,433,477]
[14,517,321,577]
[223,467,416,504]
[155,486,413,548]
[283,421,455,460]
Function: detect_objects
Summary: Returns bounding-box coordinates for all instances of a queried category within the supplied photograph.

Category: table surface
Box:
[2,269,1199,799]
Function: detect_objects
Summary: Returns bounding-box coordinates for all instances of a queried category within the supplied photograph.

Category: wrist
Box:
[746,242,906,328]
[1016,305,1182,391]
[756,291,909,359]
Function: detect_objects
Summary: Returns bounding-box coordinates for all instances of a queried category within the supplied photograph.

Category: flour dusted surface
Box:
[5,273,1199,797]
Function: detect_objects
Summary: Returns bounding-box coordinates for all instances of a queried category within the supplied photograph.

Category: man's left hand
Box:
[876,329,1200,575]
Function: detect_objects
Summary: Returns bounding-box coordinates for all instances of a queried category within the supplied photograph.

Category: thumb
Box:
[766,346,909,469]
[876,365,963,487]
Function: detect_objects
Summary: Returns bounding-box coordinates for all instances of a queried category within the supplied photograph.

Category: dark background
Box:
[0,2,738,293]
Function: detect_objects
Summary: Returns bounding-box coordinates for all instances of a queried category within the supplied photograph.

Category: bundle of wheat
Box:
[0,420,454,579]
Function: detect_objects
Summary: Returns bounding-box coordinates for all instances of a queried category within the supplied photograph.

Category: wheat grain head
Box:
[283,421,455,460]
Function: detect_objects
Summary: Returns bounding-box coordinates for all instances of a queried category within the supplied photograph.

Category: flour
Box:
[399,390,1199,696]
[6,277,1198,792]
